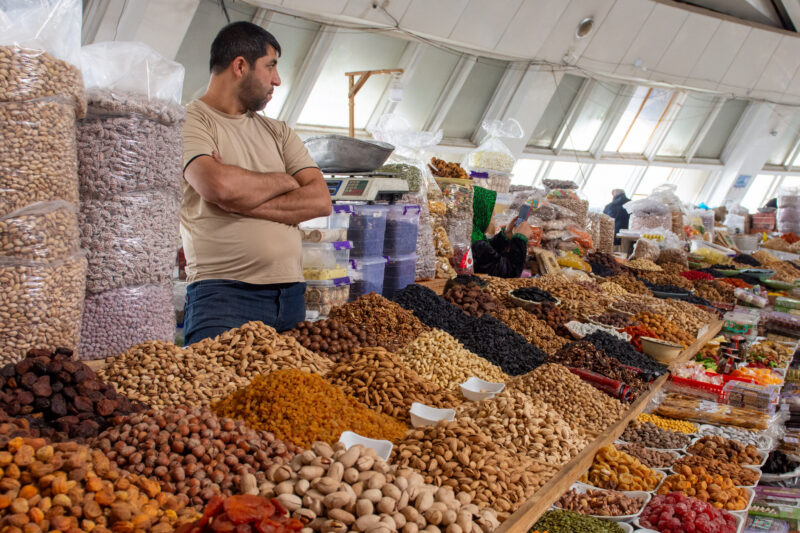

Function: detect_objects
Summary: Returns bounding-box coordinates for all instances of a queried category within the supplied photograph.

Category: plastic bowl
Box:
[460,377,505,401]
[338,431,393,461]
[409,403,455,428]
[641,336,684,363]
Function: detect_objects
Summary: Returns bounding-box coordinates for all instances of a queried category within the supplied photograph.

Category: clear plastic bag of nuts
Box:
[0,0,86,114]
[80,191,180,292]
[0,200,79,260]
[77,94,185,198]
[0,251,87,365]
[78,283,175,360]
[0,97,80,217]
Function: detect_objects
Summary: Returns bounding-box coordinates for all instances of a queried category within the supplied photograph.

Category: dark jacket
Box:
[603,194,630,244]
[472,230,528,278]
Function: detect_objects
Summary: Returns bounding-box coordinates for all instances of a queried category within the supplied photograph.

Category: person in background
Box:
[471,186,532,278]
[765,198,778,209]
[180,22,332,344]
[603,189,630,245]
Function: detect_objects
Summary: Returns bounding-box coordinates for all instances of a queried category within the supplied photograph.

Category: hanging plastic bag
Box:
[466,118,523,173]
[0,0,85,112]
[371,114,443,280]
[81,41,185,105]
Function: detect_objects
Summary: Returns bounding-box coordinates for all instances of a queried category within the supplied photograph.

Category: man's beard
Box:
[239,73,269,112]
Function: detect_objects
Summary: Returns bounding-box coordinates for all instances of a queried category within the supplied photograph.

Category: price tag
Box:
[698,400,718,412]
[785,437,799,444]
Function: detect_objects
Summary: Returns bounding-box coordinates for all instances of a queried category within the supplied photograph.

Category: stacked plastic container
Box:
[346,205,389,300]
[300,205,352,319]
[382,204,421,298]
[0,0,88,364]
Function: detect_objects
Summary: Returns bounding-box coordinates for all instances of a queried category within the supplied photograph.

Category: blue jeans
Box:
[183,279,306,345]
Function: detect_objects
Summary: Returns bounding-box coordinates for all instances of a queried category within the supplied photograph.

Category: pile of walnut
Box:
[443,283,502,317]
[258,442,500,533]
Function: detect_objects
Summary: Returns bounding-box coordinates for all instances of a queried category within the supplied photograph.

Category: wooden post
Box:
[345,68,403,137]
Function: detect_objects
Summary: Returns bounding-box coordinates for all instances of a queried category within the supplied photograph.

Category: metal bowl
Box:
[304,135,394,173]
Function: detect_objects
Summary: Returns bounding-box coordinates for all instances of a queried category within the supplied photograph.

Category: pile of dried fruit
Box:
[0,348,145,441]
[175,495,302,533]
[0,436,198,531]
[687,435,762,465]
[556,487,642,517]
[657,465,750,510]
[640,493,739,533]
[443,282,503,317]
[213,369,407,448]
[325,347,462,423]
[581,445,663,491]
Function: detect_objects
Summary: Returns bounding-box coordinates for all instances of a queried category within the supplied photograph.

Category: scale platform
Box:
[324,171,408,203]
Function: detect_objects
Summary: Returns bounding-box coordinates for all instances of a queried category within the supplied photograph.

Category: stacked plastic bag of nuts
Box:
[76,42,186,360]
[0,0,88,364]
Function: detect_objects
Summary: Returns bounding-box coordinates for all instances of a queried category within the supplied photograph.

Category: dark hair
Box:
[209,21,281,74]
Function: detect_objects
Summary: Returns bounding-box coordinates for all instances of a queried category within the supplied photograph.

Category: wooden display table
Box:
[495,318,723,533]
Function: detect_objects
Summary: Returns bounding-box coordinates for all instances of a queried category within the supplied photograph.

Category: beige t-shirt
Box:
[181,100,318,285]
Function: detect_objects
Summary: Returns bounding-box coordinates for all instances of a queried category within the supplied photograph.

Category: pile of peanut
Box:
[507,364,626,436]
[489,307,567,355]
[99,321,333,407]
[260,442,500,533]
[598,281,628,297]
[395,329,507,390]
[0,46,86,113]
[529,275,614,318]
[457,389,587,465]
[606,274,651,295]
[392,420,558,516]
[325,347,463,423]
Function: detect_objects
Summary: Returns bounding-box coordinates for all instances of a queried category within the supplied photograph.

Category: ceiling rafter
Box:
[277,24,339,127]
[423,55,477,132]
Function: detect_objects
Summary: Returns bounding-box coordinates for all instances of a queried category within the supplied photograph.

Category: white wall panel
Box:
[655,14,720,78]
[534,0,616,64]
[720,29,782,90]
[495,0,570,57]
[615,3,688,79]
[449,0,523,50]
[752,36,800,99]
[580,0,656,69]
[399,0,470,39]
[689,21,751,89]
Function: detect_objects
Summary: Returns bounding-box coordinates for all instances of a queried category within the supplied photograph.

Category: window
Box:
[297,31,406,128]
[693,99,749,160]
[527,74,584,149]
[741,175,777,212]
[672,169,710,205]
[511,159,543,186]
[581,164,641,209]
[545,161,586,185]
[657,93,717,158]
[766,110,800,166]
[635,166,673,197]
[562,80,621,152]
[260,13,321,118]
[605,87,675,154]
[392,46,461,130]
[441,58,508,139]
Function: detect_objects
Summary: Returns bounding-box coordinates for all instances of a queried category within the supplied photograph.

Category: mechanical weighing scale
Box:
[324,171,409,204]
